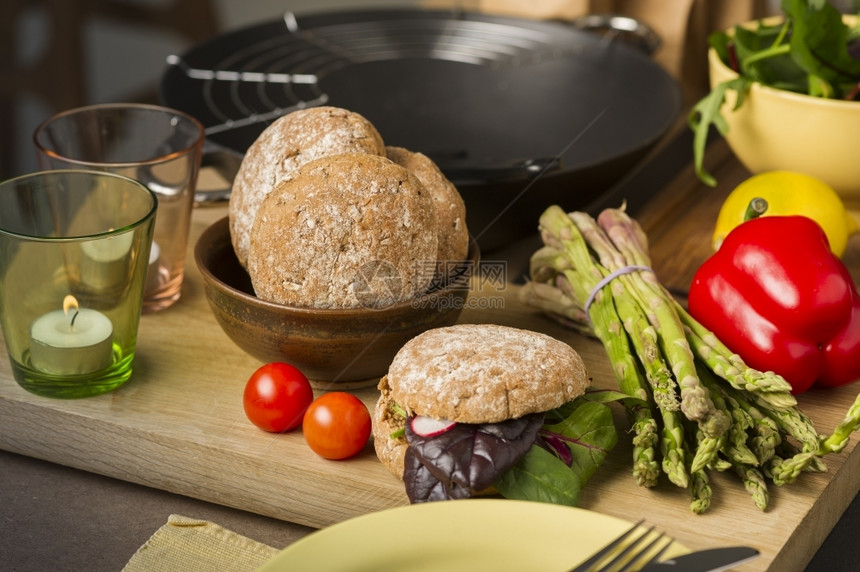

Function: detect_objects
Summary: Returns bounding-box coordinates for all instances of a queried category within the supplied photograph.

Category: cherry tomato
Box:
[243,362,314,433]
[302,392,372,460]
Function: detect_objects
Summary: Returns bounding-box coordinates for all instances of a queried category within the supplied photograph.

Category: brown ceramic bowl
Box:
[194,216,479,388]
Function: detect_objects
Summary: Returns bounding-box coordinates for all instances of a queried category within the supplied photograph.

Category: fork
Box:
[569,520,674,572]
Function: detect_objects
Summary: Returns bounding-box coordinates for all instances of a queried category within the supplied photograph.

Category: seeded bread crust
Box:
[385,324,590,424]
[385,146,469,264]
[247,153,439,309]
[229,106,386,268]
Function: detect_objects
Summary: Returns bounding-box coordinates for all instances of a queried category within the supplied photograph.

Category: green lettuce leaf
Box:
[783,0,860,93]
[688,77,750,187]
[494,396,619,506]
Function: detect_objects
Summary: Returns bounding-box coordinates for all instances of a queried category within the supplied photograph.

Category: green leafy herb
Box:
[689,0,860,186]
[494,394,620,506]
[494,446,582,505]
[688,77,750,187]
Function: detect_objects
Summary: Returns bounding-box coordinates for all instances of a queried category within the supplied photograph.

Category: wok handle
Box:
[436,157,563,184]
[195,142,242,204]
[569,14,662,55]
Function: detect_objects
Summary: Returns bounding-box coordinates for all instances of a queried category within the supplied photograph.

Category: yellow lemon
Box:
[713,171,858,257]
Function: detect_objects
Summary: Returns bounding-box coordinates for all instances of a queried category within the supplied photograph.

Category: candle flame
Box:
[63,295,79,315]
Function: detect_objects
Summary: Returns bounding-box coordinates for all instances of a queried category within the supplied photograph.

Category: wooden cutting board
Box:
[2,141,859,571]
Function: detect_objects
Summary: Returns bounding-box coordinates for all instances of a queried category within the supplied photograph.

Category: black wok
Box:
[160,9,681,252]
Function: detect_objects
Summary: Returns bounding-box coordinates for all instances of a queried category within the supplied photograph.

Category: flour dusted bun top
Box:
[247,153,439,309]
[385,324,590,424]
[229,106,386,268]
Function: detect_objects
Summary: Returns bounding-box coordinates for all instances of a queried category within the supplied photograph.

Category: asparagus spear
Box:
[749,413,781,466]
[713,378,782,465]
[689,468,712,514]
[734,464,770,510]
[821,392,860,454]
[691,366,733,472]
[586,283,662,487]
[611,279,686,486]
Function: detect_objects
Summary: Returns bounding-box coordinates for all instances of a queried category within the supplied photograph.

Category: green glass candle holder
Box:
[0,170,157,398]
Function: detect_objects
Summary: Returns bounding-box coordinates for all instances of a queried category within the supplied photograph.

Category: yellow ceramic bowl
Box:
[708,17,860,208]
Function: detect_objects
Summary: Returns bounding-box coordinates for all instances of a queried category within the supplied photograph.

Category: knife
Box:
[640,546,760,571]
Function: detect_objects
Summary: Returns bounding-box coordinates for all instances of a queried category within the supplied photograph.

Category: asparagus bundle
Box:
[520,205,855,513]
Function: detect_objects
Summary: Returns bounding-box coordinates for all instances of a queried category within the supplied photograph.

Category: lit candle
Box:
[80,232,134,290]
[30,295,113,375]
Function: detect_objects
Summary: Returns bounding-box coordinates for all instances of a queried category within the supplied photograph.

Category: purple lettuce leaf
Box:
[402,413,544,502]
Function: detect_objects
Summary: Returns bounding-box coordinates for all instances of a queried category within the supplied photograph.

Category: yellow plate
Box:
[258,499,688,572]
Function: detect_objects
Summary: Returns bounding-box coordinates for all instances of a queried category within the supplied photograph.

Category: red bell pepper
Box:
[688,215,860,394]
[821,293,860,388]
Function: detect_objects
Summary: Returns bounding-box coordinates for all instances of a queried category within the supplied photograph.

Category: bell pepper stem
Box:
[743,197,769,221]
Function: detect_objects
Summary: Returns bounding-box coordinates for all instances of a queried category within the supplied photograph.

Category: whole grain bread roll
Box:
[229,106,386,268]
[247,153,439,309]
[385,146,469,264]
[372,323,591,478]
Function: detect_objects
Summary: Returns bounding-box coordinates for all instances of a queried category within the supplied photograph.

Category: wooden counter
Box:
[2,141,859,571]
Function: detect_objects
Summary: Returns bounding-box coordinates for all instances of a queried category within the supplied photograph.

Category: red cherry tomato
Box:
[302,392,372,460]
[243,362,314,433]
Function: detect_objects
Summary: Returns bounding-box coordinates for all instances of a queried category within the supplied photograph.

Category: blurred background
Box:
[2,0,420,180]
[5,0,856,182]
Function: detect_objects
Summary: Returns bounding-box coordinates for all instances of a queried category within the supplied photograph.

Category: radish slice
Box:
[410,415,457,438]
